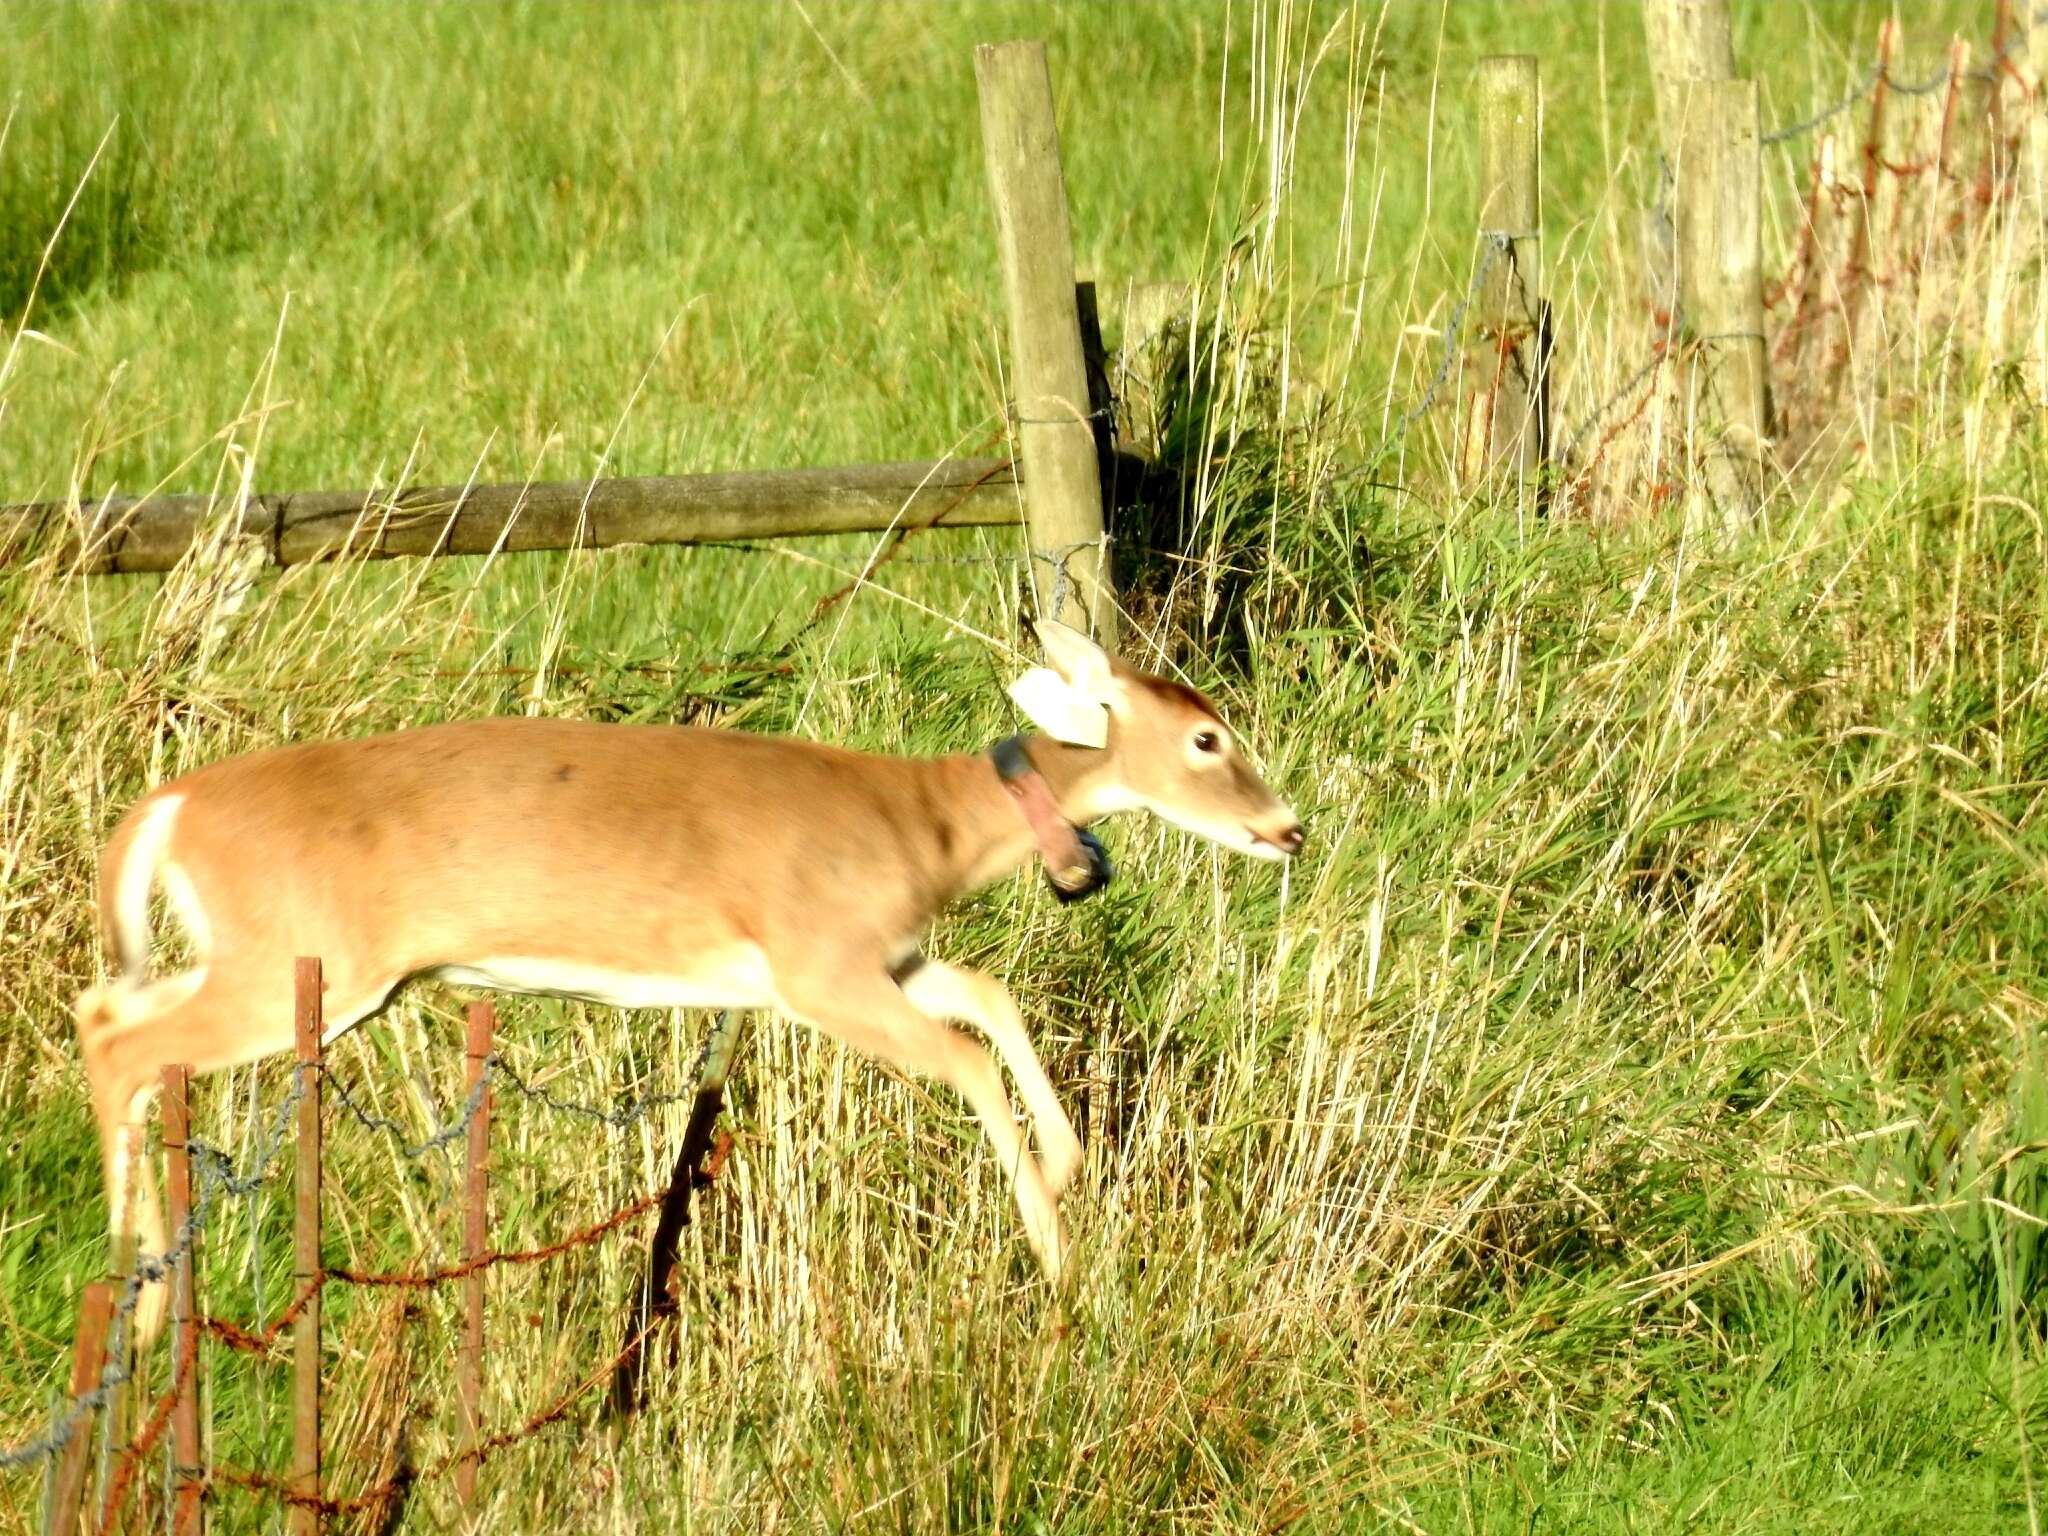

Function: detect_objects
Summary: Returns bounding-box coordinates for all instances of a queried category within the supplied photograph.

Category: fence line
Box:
[16,966,736,1535]
[1394,4,2042,517]
[0,1069,307,1476]
[6,34,1128,659]
[0,456,1047,577]
[1759,2,2040,146]
[11,12,2047,1521]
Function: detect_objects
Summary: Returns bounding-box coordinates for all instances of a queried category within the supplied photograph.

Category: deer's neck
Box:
[1014,734,1122,823]
[921,736,1122,900]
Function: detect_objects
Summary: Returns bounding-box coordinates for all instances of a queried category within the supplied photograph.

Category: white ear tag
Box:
[1008,668,1109,748]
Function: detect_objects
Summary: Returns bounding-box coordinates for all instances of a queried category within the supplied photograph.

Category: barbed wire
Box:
[4,1040,721,1478]
[82,1166,705,1531]
[1400,14,2044,480]
[1397,231,1513,435]
[1886,54,1992,101]
[699,537,1097,581]
[15,8,2046,1482]
[1762,8,2041,146]
[1557,342,1671,468]
[324,1034,758,1152]
[699,527,1108,642]
[1564,5,2044,471]
[91,1321,198,1534]
[489,1056,705,1131]
[1560,328,1775,466]
[325,1060,489,1159]
[204,1309,672,1520]
[1006,402,1115,428]
[0,1067,309,1472]
[1034,537,1110,624]
[1762,64,1885,147]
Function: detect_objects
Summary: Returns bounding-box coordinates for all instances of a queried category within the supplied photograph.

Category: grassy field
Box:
[4,1,2047,1531]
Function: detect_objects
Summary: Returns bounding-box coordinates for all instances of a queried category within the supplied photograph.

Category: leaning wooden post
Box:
[1675,78,1770,524]
[456,1001,493,1509]
[1471,56,1548,489]
[610,1009,744,1416]
[45,1283,114,1536]
[1072,282,1119,481]
[291,958,323,1536]
[161,1066,204,1536]
[975,39,1118,646]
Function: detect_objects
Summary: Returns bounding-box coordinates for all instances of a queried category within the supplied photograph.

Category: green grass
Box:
[4,1,2047,1531]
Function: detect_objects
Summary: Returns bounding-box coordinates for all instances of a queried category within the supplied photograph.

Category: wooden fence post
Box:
[456,1002,493,1509]
[1644,0,1736,161]
[1471,55,1548,490]
[1642,2,1733,330]
[44,1283,113,1536]
[162,1066,203,1536]
[292,959,323,1536]
[1675,78,1770,523]
[975,39,1118,647]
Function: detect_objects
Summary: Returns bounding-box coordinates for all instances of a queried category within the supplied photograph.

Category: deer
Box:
[74,620,1303,1342]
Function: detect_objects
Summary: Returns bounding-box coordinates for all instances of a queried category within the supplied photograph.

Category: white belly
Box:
[428,948,778,1011]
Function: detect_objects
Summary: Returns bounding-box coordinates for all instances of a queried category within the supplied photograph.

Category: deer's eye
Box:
[1193,730,1221,754]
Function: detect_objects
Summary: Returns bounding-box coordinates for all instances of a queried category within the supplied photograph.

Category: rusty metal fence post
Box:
[291,959,323,1536]
[162,1065,204,1535]
[456,1001,493,1509]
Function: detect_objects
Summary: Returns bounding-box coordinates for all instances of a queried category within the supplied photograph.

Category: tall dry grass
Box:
[1,3,2045,1531]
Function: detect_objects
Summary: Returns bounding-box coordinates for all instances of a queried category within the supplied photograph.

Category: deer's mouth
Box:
[1246,820,1306,859]
[1241,828,1288,861]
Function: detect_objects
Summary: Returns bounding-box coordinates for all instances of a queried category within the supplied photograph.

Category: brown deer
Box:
[75,621,1302,1338]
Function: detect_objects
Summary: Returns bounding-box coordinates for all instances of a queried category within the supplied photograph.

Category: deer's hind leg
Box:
[75,955,398,1343]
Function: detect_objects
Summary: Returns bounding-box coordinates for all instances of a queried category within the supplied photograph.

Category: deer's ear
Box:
[1007,667,1110,748]
[1030,618,1115,702]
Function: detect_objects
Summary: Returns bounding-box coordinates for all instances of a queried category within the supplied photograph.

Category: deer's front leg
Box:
[897,958,1083,1197]
[774,967,1070,1280]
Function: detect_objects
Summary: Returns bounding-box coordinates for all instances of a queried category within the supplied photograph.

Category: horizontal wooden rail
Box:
[0,454,1154,576]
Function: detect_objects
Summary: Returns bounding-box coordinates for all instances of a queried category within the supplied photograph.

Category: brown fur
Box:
[76,631,1300,1337]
